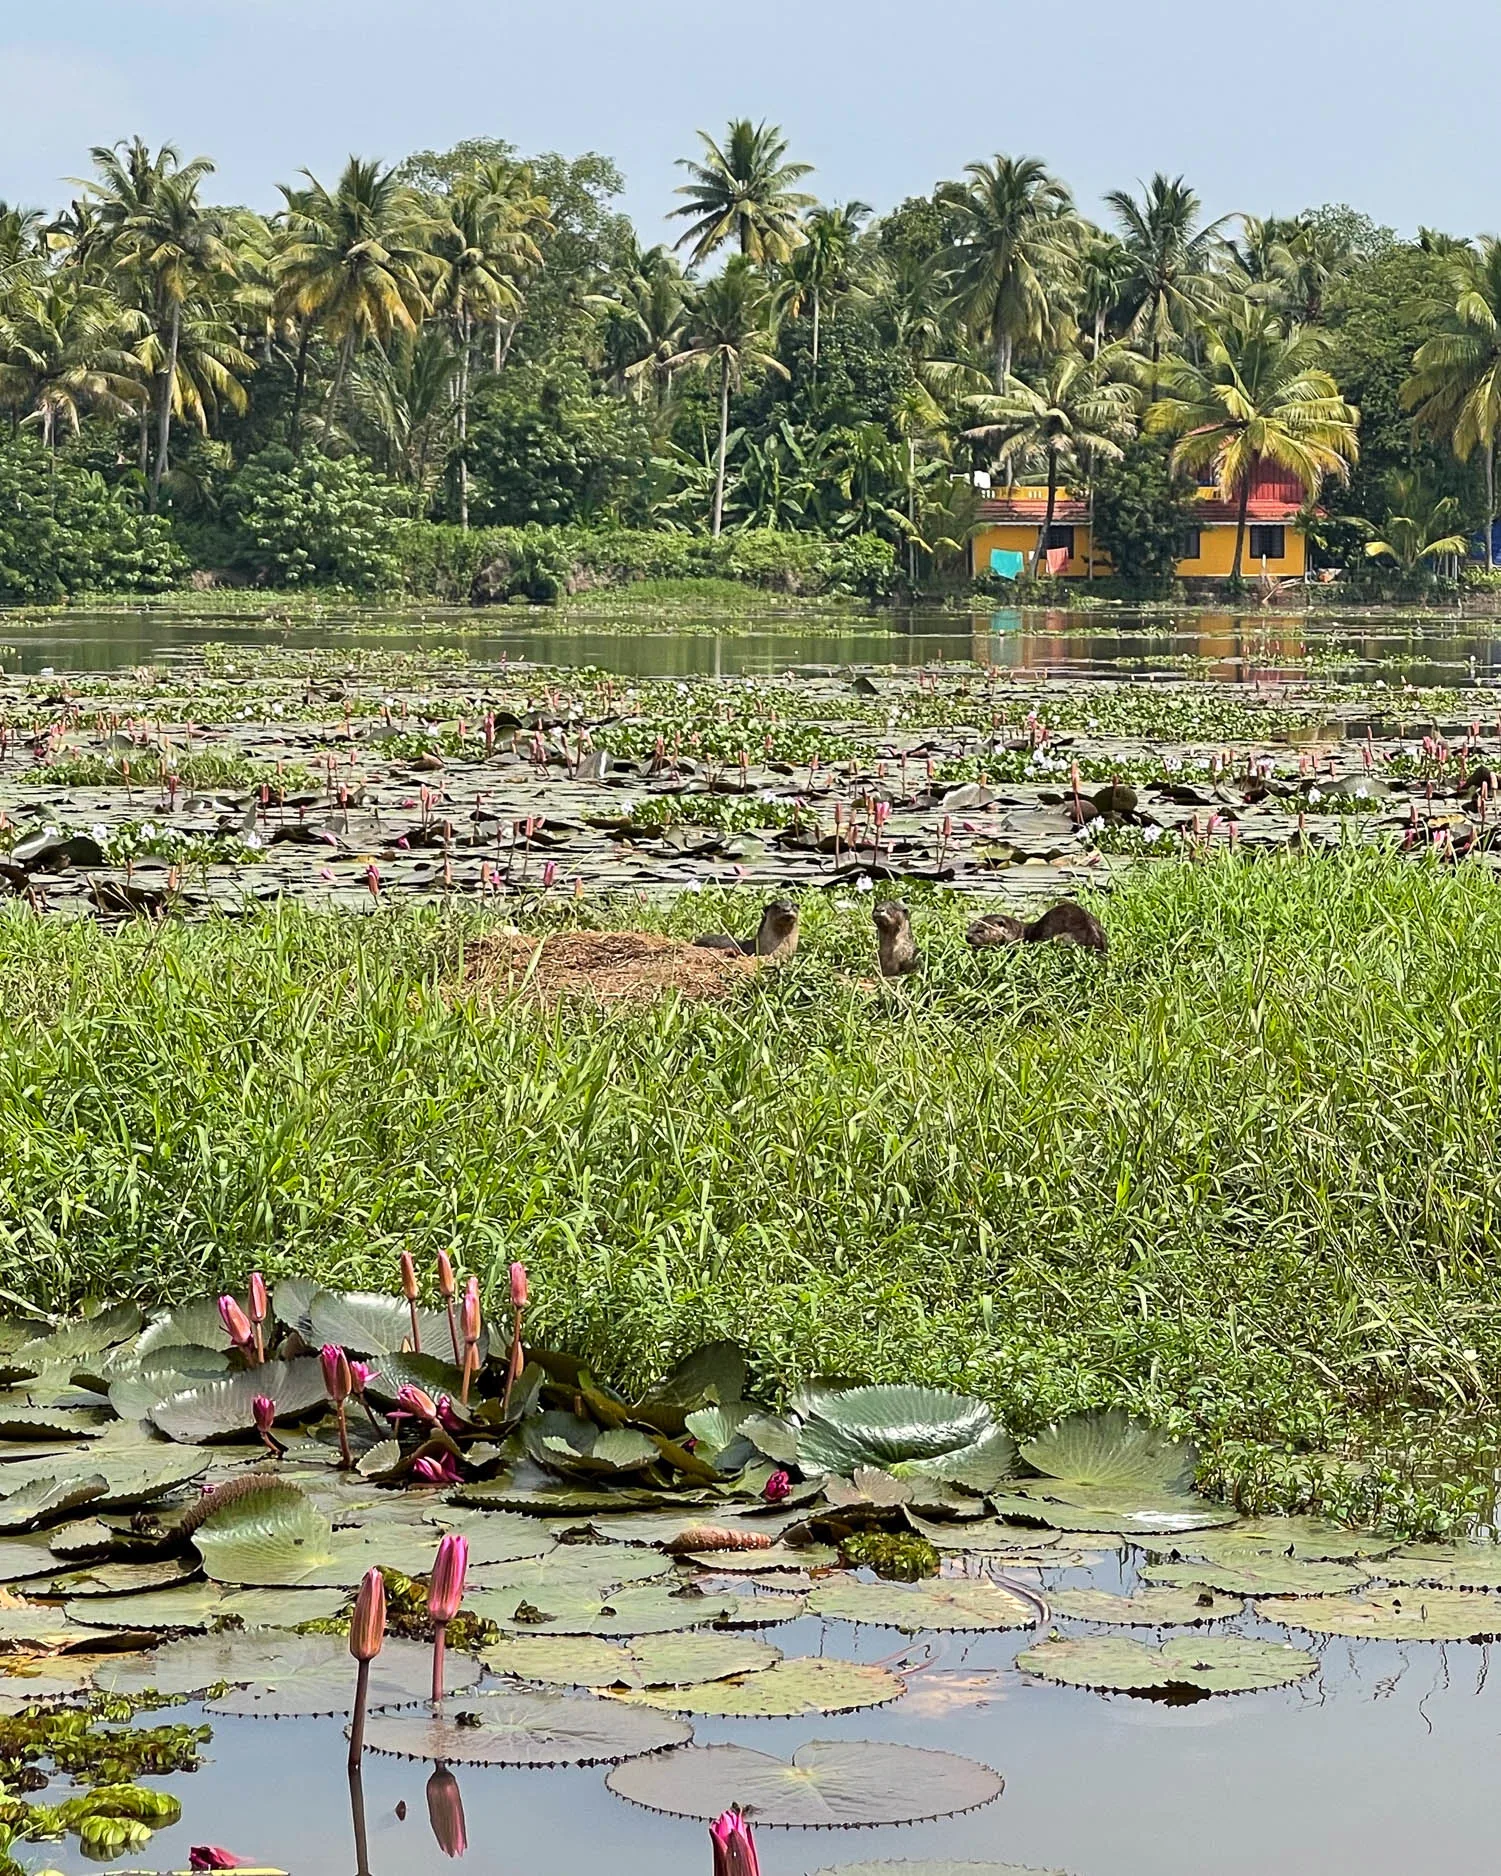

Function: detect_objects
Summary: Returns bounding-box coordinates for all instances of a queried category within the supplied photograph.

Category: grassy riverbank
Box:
[2,850,1499,1532]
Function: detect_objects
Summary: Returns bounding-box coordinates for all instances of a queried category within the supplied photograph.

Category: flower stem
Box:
[432,1622,448,1703]
[336,1401,353,1469]
[348,1658,371,1772]
[407,1297,423,1354]
[445,1298,461,1365]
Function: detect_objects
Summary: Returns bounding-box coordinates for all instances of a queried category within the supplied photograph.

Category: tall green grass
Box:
[1,852,1498,1528]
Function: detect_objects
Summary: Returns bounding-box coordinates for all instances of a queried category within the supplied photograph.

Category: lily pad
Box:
[687,1543,839,1573]
[587,1511,796,1548]
[476,1550,675,1599]
[69,1582,346,1631]
[0,1601,119,1651]
[795,1387,1016,1487]
[1255,1589,1501,1641]
[473,1581,740,1637]
[362,1689,691,1765]
[93,1632,477,1714]
[40,1558,200,1598]
[987,1495,1232,1536]
[1017,1634,1317,1694]
[484,1630,781,1689]
[1379,1544,1501,1590]
[136,1300,239,1358]
[807,1576,1037,1633]
[618,1656,904,1717]
[308,1290,474,1362]
[0,1473,107,1532]
[1049,1587,1243,1626]
[1020,1409,1198,1497]
[1143,1518,1399,1565]
[905,1514,1060,1554]
[1145,1558,1370,1597]
[149,1359,326,1443]
[606,1739,1004,1827]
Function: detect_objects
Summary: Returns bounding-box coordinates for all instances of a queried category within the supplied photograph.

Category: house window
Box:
[1178,529,1202,561]
[1248,525,1286,561]
[1043,525,1075,554]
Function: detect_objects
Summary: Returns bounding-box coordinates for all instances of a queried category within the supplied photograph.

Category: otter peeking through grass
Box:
[692,900,800,963]
[872,898,921,977]
[967,901,1108,954]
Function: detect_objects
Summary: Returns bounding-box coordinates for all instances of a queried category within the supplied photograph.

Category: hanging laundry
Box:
[1046,546,1070,576]
[989,549,1026,580]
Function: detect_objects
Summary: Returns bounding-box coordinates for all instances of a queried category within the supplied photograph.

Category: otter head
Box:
[760,900,799,935]
[871,899,910,933]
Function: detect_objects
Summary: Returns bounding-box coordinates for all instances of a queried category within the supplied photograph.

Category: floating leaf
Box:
[649,1342,746,1414]
[825,1469,915,1511]
[41,1558,200,1598]
[452,1481,712,1516]
[90,1455,212,1511]
[529,1412,660,1480]
[484,1630,780,1689]
[989,1494,1234,1536]
[0,1473,107,1532]
[308,1290,476,1362]
[0,1603,118,1651]
[192,1480,338,1585]
[1255,1589,1501,1641]
[93,1632,476,1714]
[363,1351,465,1403]
[0,1411,101,1444]
[149,1360,326,1444]
[363,1689,690,1765]
[136,1300,238,1358]
[473,1582,739,1637]
[1049,1587,1243,1626]
[810,1864,1070,1876]
[683,1405,754,1462]
[905,1514,1060,1554]
[618,1656,903,1717]
[108,1350,229,1421]
[1145,1558,1370,1597]
[807,1576,1036,1633]
[1019,1410,1198,1497]
[0,1533,85,1583]
[588,1512,794,1548]
[606,1739,1004,1827]
[476,1550,674,1599]
[1142,1518,1399,1565]
[1017,1634,1316,1694]
[70,1583,346,1631]
[796,1387,1013,1486]
[1379,1544,1501,1590]
[687,1543,838,1573]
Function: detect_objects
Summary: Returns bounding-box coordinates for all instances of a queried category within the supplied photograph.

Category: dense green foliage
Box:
[0,436,183,601]
[0,129,1496,592]
[1091,439,1199,585]
[1,852,1498,1525]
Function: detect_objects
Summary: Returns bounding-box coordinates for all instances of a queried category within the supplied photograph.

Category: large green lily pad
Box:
[1018,1634,1317,1694]
[618,1656,904,1718]
[472,1581,740,1637]
[686,1543,838,1573]
[987,1494,1233,1536]
[794,1387,1016,1487]
[0,1473,107,1532]
[1380,1544,1501,1590]
[69,1582,347,1631]
[807,1576,1037,1633]
[307,1290,470,1362]
[606,1739,1004,1826]
[1049,1586,1243,1626]
[1145,1558,1370,1597]
[136,1300,239,1358]
[1143,1518,1399,1566]
[40,1558,200,1598]
[1020,1409,1198,1497]
[484,1630,781,1689]
[149,1360,326,1443]
[93,1632,478,1714]
[475,1550,675,1599]
[587,1511,795,1548]
[1256,1589,1501,1641]
[905,1514,1061,1554]
[362,1689,691,1765]
[0,1603,119,1651]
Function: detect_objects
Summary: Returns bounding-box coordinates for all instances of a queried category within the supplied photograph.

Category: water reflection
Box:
[426,1764,467,1859]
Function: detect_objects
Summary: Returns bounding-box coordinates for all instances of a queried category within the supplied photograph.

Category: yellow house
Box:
[971,463,1310,582]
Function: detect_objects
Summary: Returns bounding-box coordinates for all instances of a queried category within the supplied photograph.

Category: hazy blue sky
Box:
[4,0,1497,238]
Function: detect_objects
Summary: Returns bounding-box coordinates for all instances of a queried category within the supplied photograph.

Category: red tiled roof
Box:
[976,496,1306,524]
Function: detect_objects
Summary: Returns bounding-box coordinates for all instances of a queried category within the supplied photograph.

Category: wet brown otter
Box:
[693,900,800,963]
[872,898,921,976]
[966,901,1107,954]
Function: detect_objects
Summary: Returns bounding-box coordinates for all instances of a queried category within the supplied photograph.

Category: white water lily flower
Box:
[1142,824,1163,844]
[855,874,874,892]
[1308,788,1323,803]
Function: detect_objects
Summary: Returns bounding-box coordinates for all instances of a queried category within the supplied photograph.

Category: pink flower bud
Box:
[461,1276,482,1347]
[247,1273,268,1325]
[347,1360,372,1394]
[762,1469,792,1504]
[411,1452,463,1486]
[218,1296,253,1349]
[349,1566,387,1663]
[252,1395,276,1435]
[400,1251,419,1302]
[396,1384,439,1421]
[710,1809,761,1876]
[320,1344,352,1404]
[509,1262,528,1311]
[428,1532,469,1621]
[436,1251,456,1300]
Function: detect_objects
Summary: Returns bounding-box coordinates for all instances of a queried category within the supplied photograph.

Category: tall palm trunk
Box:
[811,287,821,368]
[993,332,1012,391]
[288,321,312,452]
[1032,446,1060,577]
[1231,469,1252,584]
[322,331,355,445]
[457,312,471,531]
[148,301,181,513]
[1485,440,1496,572]
[712,357,731,538]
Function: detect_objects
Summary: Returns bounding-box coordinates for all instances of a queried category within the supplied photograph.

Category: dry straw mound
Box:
[461,930,756,1006]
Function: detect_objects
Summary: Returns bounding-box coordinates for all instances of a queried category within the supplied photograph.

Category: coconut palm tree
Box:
[76,138,239,507]
[1364,473,1469,577]
[1402,237,1501,569]
[965,346,1137,573]
[664,256,789,535]
[1147,307,1359,581]
[0,277,144,462]
[346,327,458,497]
[779,202,871,366]
[276,158,435,446]
[1075,230,1134,355]
[1105,174,1229,383]
[123,303,251,476]
[596,243,691,412]
[937,155,1076,388]
[670,121,815,266]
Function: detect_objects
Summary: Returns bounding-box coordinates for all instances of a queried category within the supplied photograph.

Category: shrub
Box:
[1092,440,1199,588]
[0,439,184,602]
[222,447,403,590]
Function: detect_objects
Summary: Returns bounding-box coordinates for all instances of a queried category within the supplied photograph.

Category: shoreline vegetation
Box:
[2,854,1499,1536]
[2,127,1500,609]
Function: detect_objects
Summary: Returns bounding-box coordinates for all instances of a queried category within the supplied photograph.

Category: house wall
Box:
[972,520,1306,580]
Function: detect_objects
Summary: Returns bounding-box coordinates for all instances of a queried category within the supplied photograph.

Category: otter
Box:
[872,898,921,977]
[966,901,1107,954]
[693,900,800,963]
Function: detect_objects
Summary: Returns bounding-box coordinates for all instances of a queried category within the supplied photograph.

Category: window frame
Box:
[1042,524,1075,555]
[1177,528,1202,562]
[1248,524,1286,562]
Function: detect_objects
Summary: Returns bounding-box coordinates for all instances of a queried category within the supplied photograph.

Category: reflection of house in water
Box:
[970,461,1312,582]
